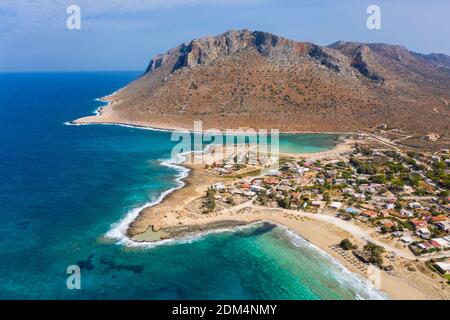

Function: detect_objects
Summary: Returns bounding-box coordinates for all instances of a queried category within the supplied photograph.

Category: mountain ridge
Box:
[74,29,450,142]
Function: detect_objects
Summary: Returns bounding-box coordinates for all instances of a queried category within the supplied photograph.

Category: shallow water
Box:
[0,72,385,299]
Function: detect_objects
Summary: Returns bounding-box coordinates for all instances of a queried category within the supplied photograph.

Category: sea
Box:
[0,71,387,299]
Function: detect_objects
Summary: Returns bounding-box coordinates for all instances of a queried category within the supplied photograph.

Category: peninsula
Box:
[74,29,450,150]
[127,135,450,300]
[73,30,450,299]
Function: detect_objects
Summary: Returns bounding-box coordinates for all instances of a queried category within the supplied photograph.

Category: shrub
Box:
[340,239,353,250]
[205,188,216,212]
[364,243,385,267]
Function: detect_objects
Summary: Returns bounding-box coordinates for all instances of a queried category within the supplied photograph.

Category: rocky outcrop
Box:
[307,45,341,72]
[329,42,384,82]
[350,46,384,82]
[88,29,450,137]
[145,30,345,77]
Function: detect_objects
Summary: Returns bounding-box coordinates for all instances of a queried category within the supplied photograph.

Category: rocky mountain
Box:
[75,29,450,138]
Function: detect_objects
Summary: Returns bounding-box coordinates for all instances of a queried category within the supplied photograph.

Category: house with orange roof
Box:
[362,210,378,219]
[430,215,447,223]
[410,219,427,229]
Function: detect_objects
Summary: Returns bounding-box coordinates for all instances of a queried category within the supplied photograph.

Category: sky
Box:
[0,0,449,72]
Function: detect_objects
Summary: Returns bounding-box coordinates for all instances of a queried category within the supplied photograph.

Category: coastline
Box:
[73,94,449,300]
[71,94,362,135]
[105,152,191,246]
[107,138,448,300]
[124,136,352,239]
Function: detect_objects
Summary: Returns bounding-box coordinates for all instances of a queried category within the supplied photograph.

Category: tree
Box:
[364,243,385,267]
[205,188,216,212]
[381,226,390,234]
[278,191,291,209]
[407,151,420,159]
[257,190,268,205]
[340,239,353,250]
[371,174,387,184]
[390,179,404,192]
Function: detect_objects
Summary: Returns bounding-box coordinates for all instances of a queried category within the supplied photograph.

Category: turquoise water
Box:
[0,72,385,299]
[279,133,340,154]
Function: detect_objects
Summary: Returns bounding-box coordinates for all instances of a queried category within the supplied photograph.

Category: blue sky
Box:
[0,0,449,72]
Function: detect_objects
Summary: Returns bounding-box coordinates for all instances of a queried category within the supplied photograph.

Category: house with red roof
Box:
[410,219,427,229]
[362,210,378,219]
[263,177,279,185]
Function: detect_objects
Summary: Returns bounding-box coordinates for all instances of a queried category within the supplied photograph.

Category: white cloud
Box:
[0,0,266,32]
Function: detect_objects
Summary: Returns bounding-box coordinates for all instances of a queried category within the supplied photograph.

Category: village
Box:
[199,140,450,282]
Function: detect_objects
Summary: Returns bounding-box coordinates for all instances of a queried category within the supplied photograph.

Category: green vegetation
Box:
[364,243,385,267]
[389,178,405,192]
[380,226,391,234]
[355,145,373,156]
[257,190,268,205]
[384,150,401,161]
[205,188,216,212]
[407,151,421,159]
[401,173,421,187]
[387,162,407,174]
[339,239,353,250]
[350,157,377,174]
[278,191,291,209]
[223,168,261,179]
[426,161,450,189]
[370,174,387,184]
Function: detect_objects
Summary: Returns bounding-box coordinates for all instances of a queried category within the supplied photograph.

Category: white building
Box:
[296,167,310,175]
[400,236,413,244]
[330,202,342,210]
[400,209,414,218]
[408,202,422,209]
[250,185,265,193]
[416,227,431,239]
[434,262,450,274]
[432,238,450,248]
[212,183,226,192]
[435,220,450,232]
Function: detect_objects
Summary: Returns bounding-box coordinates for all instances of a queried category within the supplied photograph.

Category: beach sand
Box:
[134,205,449,300]
[73,91,450,300]
[123,141,450,300]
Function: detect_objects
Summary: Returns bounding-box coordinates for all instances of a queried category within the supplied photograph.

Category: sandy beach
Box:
[139,208,449,300]
[75,95,449,300]
[121,139,450,300]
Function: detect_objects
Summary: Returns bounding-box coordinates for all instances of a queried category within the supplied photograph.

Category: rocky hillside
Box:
[76,30,450,137]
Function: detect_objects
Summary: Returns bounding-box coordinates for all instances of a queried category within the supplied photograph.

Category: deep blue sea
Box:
[0,72,386,299]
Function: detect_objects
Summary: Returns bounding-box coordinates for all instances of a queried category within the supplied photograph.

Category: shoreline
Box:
[139,219,390,300]
[123,136,352,238]
[72,94,449,300]
[71,94,362,135]
[105,152,191,246]
[109,139,448,300]
[127,202,448,300]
